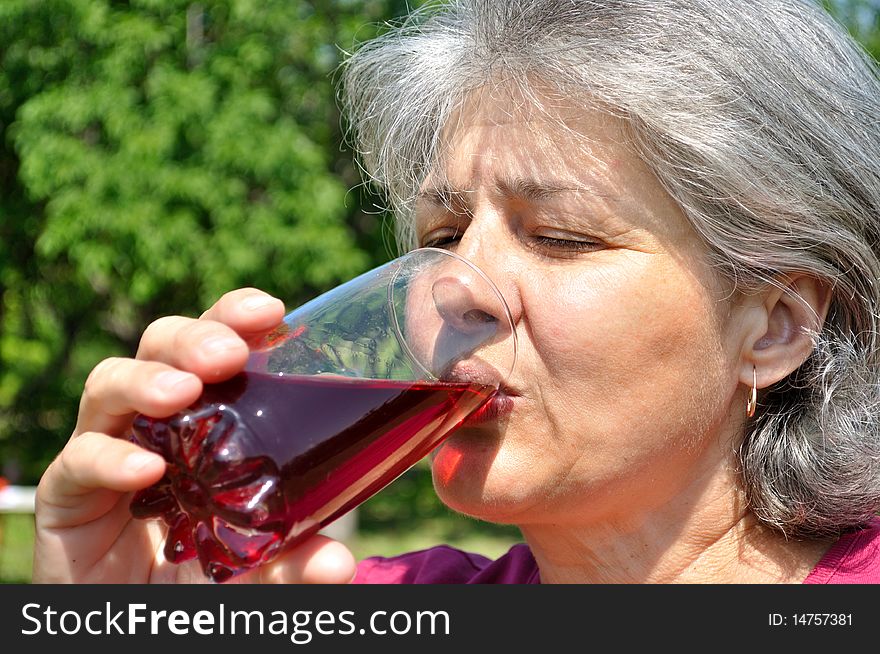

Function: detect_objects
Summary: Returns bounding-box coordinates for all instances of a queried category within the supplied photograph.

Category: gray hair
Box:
[340,0,880,538]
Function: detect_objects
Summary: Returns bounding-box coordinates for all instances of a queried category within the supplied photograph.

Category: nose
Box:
[429,263,517,381]
[445,220,523,329]
[432,275,501,337]
[429,237,520,347]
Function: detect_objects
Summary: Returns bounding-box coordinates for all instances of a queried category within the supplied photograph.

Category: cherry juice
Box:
[129,372,492,582]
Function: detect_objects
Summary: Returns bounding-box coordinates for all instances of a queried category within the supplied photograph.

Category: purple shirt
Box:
[353,517,880,584]
[803,516,880,584]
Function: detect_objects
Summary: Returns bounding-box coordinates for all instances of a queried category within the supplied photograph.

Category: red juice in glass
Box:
[129,371,493,582]
[128,247,517,583]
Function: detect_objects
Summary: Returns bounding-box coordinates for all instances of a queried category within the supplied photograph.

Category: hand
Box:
[33,289,357,584]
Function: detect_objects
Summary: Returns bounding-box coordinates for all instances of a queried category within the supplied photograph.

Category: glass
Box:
[128,248,518,582]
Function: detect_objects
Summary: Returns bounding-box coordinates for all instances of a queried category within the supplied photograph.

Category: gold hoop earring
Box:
[746,365,757,418]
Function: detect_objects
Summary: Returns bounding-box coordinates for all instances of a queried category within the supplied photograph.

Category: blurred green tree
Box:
[0,0,412,482]
[824,0,880,56]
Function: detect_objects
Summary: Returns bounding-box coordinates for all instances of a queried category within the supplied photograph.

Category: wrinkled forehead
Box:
[425,81,633,194]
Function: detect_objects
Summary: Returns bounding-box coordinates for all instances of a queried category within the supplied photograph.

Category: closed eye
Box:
[532,235,603,253]
[421,231,604,254]
[421,229,463,249]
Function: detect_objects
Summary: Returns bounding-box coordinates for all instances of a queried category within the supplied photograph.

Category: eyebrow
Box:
[416,186,460,207]
[497,176,587,201]
[416,175,615,206]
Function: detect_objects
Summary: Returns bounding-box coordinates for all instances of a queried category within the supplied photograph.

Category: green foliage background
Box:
[0,0,415,482]
[0,0,877,537]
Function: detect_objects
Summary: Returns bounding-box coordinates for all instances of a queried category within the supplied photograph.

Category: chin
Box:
[435,488,529,525]
[430,440,531,524]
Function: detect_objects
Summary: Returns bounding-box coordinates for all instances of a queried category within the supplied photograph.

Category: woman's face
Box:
[419,89,749,527]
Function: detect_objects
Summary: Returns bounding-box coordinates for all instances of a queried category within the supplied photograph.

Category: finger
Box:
[37,432,166,527]
[136,315,249,383]
[75,357,202,437]
[136,290,284,380]
[252,535,357,585]
[200,288,286,339]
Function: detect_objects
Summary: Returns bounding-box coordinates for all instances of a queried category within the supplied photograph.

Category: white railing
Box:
[0,485,36,514]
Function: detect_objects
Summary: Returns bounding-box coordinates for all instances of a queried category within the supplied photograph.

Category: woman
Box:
[34,0,880,583]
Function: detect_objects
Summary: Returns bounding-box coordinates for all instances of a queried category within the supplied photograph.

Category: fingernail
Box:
[201,335,244,354]
[125,451,163,474]
[242,295,281,311]
[156,370,197,390]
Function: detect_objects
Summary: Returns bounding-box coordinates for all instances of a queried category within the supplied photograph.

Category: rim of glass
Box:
[387,247,518,384]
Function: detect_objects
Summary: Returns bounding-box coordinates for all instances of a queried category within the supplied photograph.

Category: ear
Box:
[739,274,833,389]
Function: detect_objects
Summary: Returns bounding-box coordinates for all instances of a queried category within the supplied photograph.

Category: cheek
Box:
[526,262,685,354]
[525,260,728,417]
[514,262,731,508]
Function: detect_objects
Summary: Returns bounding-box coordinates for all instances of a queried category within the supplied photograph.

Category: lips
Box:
[462,391,516,424]
[441,360,520,426]
[444,360,511,390]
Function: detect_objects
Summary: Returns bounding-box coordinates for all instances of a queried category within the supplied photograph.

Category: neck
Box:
[519,473,831,584]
